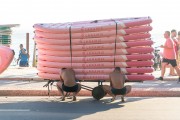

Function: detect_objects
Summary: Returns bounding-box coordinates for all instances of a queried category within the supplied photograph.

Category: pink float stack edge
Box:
[0,46,14,74]
[33,16,155,81]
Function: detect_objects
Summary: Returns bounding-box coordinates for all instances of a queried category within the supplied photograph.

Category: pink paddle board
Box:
[0,46,14,74]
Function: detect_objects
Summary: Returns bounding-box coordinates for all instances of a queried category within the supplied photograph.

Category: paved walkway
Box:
[0,97,180,120]
[0,66,180,96]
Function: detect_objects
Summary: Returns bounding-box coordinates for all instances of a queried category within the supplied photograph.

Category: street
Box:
[0,97,180,120]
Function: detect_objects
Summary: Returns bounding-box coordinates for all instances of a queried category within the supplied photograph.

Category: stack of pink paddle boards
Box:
[34,16,155,81]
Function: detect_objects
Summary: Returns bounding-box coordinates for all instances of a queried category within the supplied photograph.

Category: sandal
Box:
[72,96,76,101]
[61,97,65,101]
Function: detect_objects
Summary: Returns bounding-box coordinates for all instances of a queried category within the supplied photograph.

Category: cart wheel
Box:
[92,85,107,100]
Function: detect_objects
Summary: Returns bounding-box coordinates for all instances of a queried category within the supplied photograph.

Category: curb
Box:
[1,89,180,97]
[0,90,91,96]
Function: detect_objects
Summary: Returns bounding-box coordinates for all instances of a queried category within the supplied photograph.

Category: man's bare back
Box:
[60,68,76,87]
[57,68,81,101]
[110,72,125,89]
[102,67,131,102]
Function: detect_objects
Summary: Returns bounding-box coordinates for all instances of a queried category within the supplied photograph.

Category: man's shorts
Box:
[62,83,78,92]
[162,58,177,67]
[111,87,127,95]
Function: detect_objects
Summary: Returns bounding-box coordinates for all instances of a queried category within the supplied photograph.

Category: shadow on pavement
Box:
[0,97,150,120]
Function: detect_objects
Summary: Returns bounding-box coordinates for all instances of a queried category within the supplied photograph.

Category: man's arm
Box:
[160,45,173,49]
[110,81,113,87]
[109,74,113,87]
[60,75,64,82]
[71,69,80,82]
[160,39,173,49]
[123,75,126,85]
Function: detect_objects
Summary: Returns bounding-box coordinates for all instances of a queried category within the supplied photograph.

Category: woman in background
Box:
[17,44,29,67]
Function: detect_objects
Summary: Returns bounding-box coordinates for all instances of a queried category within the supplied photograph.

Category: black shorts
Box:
[62,83,78,92]
[111,87,127,95]
[162,58,177,67]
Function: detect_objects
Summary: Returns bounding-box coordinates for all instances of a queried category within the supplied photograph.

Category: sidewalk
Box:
[0,67,180,97]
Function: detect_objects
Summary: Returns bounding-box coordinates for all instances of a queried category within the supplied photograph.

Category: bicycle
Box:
[153,47,162,71]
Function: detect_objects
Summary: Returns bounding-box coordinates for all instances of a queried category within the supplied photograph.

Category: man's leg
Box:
[125,85,132,95]
[121,96,125,102]
[56,81,65,101]
[102,85,115,101]
[158,62,168,80]
[119,85,132,102]
[72,83,81,101]
[173,66,180,82]
[170,60,180,82]
[169,65,176,76]
[174,66,180,75]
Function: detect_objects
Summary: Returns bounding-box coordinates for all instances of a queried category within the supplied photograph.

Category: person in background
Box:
[169,29,178,76]
[158,31,180,82]
[56,68,81,101]
[102,67,131,102]
[17,44,29,67]
[177,31,180,66]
